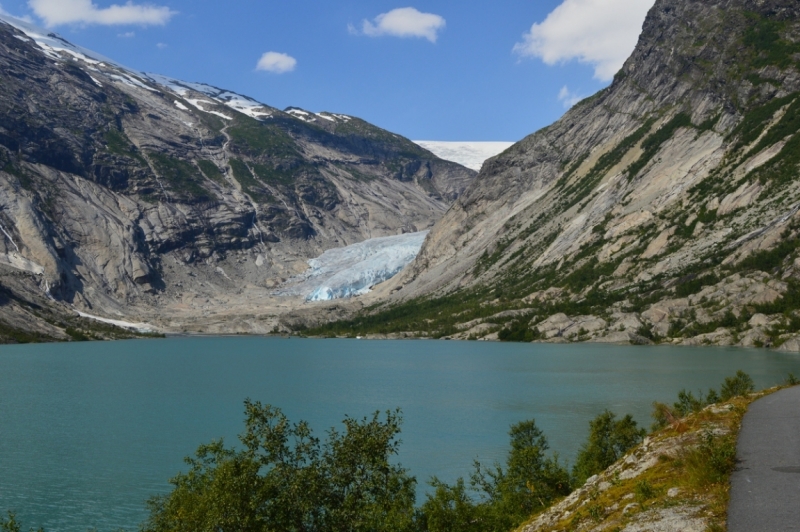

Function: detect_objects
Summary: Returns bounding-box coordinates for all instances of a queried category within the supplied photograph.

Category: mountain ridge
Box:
[0,13,475,341]
[308,0,800,351]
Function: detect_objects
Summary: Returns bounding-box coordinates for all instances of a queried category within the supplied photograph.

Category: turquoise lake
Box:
[0,337,798,531]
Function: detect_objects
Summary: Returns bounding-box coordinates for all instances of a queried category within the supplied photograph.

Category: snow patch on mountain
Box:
[413,141,515,171]
[277,231,428,301]
[0,14,279,122]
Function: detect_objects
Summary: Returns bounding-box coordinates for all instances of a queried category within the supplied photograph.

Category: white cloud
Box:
[156,42,166,49]
[118,31,135,38]
[558,86,584,108]
[358,7,445,43]
[256,51,297,74]
[513,0,655,81]
[28,0,176,27]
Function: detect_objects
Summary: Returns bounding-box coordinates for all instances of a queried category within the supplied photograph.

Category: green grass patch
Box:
[228,116,298,158]
[196,159,226,186]
[147,152,215,202]
[728,92,798,152]
[104,129,146,165]
[251,162,298,186]
[742,12,800,70]
[229,158,273,203]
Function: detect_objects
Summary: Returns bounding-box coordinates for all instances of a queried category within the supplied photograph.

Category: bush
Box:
[0,512,42,532]
[683,432,737,488]
[424,419,570,532]
[143,401,417,532]
[672,389,704,417]
[720,370,755,401]
[420,478,486,532]
[634,479,657,503]
[787,372,799,386]
[572,411,646,486]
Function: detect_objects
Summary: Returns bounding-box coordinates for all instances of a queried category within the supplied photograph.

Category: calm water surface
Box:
[0,337,798,531]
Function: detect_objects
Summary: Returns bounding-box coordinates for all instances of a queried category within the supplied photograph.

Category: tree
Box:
[0,512,42,532]
[422,419,570,532]
[720,370,754,400]
[419,478,486,532]
[572,411,645,486]
[143,400,416,532]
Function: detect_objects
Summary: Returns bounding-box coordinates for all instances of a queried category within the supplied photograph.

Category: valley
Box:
[3,0,800,352]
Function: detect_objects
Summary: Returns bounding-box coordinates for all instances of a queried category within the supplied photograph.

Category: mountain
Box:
[0,14,475,341]
[313,0,800,351]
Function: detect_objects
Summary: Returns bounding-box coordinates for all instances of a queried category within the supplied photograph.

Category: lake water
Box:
[0,337,798,531]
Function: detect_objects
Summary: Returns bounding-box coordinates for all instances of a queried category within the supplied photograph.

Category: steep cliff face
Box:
[327,0,800,349]
[0,14,475,337]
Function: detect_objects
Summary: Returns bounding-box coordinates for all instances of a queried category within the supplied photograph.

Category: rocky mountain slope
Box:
[315,0,800,350]
[0,14,475,340]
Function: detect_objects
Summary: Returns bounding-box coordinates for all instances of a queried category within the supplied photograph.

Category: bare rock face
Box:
[337,0,800,350]
[0,15,476,338]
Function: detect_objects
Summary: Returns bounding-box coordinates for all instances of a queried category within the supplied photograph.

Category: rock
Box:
[748,313,769,327]
[739,328,769,348]
[537,313,575,339]
[599,235,638,262]
[563,315,607,338]
[682,328,734,346]
[605,211,654,239]
[778,337,800,352]
[667,487,681,498]
[718,182,763,215]
[622,508,706,531]
[641,227,676,259]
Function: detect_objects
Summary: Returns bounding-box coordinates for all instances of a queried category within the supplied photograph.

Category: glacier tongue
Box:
[278,232,428,301]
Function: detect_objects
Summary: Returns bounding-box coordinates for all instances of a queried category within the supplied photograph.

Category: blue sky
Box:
[0,1,656,141]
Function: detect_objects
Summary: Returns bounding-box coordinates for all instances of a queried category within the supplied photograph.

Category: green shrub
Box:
[742,13,800,70]
[0,512,43,532]
[196,159,227,185]
[673,389,704,417]
[143,401,417,532]
[148,152,215,202]
[424,419,570,532]
[683,432,737,487]
[498,320,540,342]
[675,274,719,298]
[572,411,645,486]
[720,370,755,401]
[420,478,486,532]
[634,479,657,503]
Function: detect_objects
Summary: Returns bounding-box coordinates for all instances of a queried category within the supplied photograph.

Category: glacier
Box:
[277,231,428,302]
[413,141,515,171]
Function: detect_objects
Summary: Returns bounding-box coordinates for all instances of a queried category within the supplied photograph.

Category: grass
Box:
[227,116,298,158]
[229,158,272,203]
[104,129,146,165]
[727,92,798,152]
[147,152,215,202]
[196,159,227,186]
[742,12,800,70]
